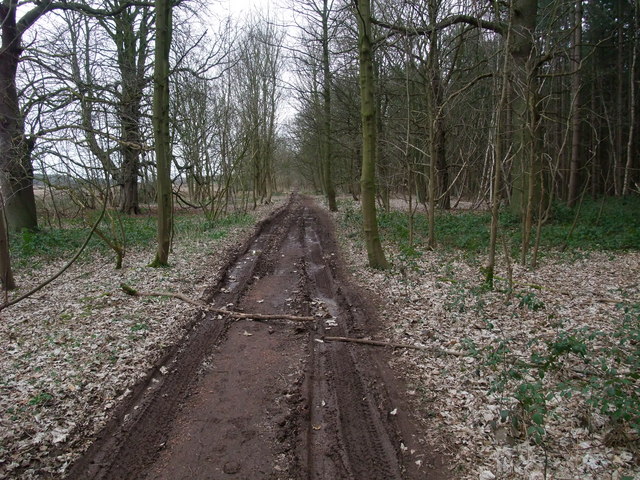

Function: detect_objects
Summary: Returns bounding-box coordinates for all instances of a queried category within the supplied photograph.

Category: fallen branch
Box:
[209,308,315,323]
[322,336,466,356]
[120,284,315,322]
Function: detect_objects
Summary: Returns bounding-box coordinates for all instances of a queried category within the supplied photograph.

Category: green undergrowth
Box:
[341,196,640,258]
[10,210,255,267]
[464,301,640,448]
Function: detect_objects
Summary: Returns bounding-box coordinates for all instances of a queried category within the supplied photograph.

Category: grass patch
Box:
[343,196,640,256]
[10,210,256,266]
[374,209,492,253]
[28,392,54,407]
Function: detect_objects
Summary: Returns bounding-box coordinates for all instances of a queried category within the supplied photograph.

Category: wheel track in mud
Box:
[65,199,295,480]
[66,194,444,480]
[299,205,403,479]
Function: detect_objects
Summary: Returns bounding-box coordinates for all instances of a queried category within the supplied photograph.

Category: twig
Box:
[120,284,315,322]
[322,336,466,356]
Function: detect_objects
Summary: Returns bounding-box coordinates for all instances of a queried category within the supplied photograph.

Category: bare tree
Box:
[150,0,173,267]
[354,0,388,269]
[236,19,284,207]
[0,0,149,231]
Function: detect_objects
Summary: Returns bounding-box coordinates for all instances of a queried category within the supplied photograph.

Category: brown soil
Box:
[65,194,447,480]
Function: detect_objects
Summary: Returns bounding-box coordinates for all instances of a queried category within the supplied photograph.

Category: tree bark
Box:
[567,0,582,207]
[150,0,173,267]
[0,0,38,232]
[355,0,388,269]
[322,0,337,212]
[0,192,15,290]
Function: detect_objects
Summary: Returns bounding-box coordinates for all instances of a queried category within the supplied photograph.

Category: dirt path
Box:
[65,194,446,480]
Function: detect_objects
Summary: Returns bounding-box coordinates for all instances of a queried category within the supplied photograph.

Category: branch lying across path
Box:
[322,336,466,356]
[120,284,315,322]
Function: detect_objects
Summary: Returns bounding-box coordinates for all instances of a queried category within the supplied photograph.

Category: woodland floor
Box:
[1,194,639,479]
[331,197,640,480]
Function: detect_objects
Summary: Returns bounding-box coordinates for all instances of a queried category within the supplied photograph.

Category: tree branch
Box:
[17,0,155,36]
[322,336,466,356]
[120,284,316,322]
[0,192,107,311]
[373,14,506,40]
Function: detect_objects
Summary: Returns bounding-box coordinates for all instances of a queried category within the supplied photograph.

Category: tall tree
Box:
[508,0,543,263]
[622,0,638,196]
[292,0,341,210]
[321,0,338,211]
[237,20,283,207]
[103,1,152,214]
[567,0,583,207]
[57,7,151,215]
[0,0,39,231]
[0,0,139,231]
[354,0,389,269]
[150,0,172,267]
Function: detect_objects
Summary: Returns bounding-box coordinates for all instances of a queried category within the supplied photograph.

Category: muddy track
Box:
[66,194,445,480]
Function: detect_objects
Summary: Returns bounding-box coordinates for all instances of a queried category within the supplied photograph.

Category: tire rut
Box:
[66,194,444,480]
[65,198,295,480]
[299,205,403,480]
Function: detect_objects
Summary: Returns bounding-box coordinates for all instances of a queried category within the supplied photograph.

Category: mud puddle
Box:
[66,194,445,480]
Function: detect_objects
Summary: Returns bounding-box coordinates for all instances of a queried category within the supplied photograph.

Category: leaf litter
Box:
[328,199,639,480]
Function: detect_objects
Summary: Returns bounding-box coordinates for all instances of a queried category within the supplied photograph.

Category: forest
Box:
[0,0,638,478]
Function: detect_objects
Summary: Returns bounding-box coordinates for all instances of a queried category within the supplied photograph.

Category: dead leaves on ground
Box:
[330,204,639,480]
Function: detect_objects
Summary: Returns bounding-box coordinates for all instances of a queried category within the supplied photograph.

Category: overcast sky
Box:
[219,0,288,20]
[214,0,298,124]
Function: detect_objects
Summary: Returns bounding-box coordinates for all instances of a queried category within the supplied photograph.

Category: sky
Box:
[219,0,287,20]
[215,0,299,125]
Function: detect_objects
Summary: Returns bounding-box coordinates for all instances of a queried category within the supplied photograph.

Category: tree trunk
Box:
[150,0,172,267]
[623,0,638,196]
[355,0,388,269]
[614,1,624,196]
[0,192,15,290]
[0,1,38,232]
[426,0,442,247]
[427,3,449,211]
[121,149,140,214]
[508,0,544,229]
[322,0,337,212]
[351,148,360,200]
[115,8,149,215]
[376,90,390,212]
[567,0,582,207]
[486,35,511,288]
[435,122,449,210]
